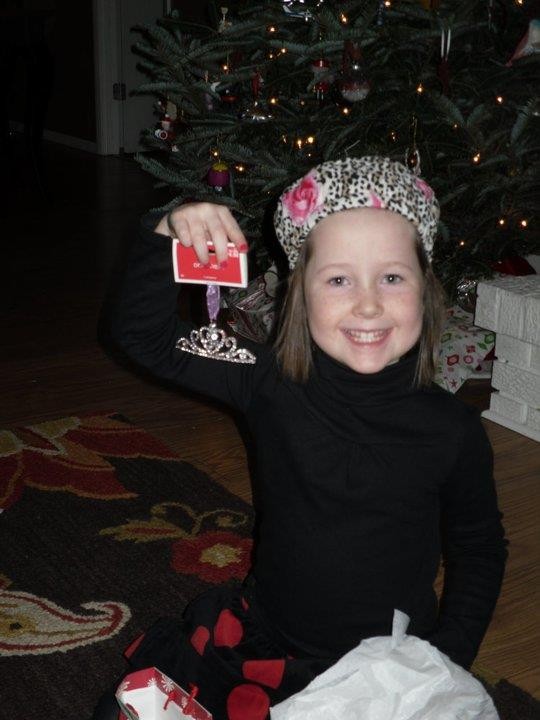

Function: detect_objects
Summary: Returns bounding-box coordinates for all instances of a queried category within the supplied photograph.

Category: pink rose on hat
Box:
[282,172,325,225]
[415,178,434,201]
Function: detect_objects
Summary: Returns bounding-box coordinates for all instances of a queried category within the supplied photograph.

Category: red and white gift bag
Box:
[116,667,212,720]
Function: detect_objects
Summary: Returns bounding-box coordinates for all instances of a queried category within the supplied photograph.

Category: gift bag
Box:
[116,667,212,720]
[270,610,499,720]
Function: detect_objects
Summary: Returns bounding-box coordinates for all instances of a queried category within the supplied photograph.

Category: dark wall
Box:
[3,0,96,142]
[47,0,96,141]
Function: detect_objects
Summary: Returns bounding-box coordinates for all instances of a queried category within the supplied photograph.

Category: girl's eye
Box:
[383,274,403,284]
[328,276,348,286]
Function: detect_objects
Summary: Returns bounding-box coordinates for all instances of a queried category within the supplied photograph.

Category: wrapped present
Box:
[116,667,212,720]
[435,305,495,393]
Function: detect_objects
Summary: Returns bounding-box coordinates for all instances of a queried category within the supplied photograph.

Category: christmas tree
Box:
[132,0,540,296]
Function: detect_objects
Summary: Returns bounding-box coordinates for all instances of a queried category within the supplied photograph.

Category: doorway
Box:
[93,0,165,155]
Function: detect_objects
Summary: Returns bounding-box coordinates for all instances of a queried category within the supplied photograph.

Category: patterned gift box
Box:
[116,667,212,720]
[435,306,495,393]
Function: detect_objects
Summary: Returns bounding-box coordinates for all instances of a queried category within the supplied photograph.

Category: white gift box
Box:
[475,275,540,441]
[116,667,212,720]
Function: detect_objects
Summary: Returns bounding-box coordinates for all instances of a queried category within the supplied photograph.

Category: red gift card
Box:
[172,240,248,288]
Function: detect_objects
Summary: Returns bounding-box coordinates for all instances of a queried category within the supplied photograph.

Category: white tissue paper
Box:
[270,610,499,720]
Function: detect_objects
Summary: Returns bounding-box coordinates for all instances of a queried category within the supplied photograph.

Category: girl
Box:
[95,156,507,720]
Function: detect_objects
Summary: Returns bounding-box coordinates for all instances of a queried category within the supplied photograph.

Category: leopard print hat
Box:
[273,156,440,270]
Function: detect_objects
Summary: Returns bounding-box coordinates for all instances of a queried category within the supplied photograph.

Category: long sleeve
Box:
[427,412,508,668]
[106,214,269,414]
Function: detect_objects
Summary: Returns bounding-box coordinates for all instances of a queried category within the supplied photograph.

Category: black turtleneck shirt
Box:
[109,217,507,670]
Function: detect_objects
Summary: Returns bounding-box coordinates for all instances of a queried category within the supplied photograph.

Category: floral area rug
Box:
[0,412,253,720]
[0,413,538,720]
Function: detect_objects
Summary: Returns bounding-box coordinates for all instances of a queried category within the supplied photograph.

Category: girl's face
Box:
[304,208,424,375]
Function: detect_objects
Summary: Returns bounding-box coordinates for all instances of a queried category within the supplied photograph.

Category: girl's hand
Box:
[154,202,248,266]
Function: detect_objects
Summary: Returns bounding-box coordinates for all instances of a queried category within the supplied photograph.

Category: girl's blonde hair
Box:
[274,235,446,387]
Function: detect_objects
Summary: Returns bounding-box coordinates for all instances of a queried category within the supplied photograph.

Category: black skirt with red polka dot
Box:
[122,581,335,720]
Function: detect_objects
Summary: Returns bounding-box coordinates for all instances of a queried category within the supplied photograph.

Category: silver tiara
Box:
[176,322,256,364]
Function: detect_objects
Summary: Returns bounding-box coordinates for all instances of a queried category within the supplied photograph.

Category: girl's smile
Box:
[304,208,424,375]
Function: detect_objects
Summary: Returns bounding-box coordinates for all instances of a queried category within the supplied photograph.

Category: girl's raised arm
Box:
[154,202,248,266]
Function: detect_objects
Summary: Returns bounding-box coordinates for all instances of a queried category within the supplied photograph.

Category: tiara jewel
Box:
[176,322,256,364]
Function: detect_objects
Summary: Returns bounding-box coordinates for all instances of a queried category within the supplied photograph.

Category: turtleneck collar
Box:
[311,343,419,407]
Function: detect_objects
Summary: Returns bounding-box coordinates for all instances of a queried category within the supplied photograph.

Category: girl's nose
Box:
[352,288,383,318]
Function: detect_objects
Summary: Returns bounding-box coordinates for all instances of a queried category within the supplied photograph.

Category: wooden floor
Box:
[2,140,539,697]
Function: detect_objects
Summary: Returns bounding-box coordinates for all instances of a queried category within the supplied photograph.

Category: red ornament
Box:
[154,114,175,142]
[340,41,370,102]
[311,58,332,99]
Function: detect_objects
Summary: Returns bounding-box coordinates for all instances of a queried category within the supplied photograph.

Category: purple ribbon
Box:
[206,284,221,323]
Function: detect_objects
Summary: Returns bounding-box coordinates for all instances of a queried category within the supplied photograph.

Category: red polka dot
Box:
[241,596,250,611]
[214,609,244,647]
[227,684,270,720]
[242,659,285,689]
[190,625,210,655]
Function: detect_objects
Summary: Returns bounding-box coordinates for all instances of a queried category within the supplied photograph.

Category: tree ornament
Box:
[207,161,231,192]
[282,0,323,20]
[438,28,451,95]
[456,277,478,314]
[405,116,421,175]
[154,114,175,142]
[239,72,273,122]
[339,41,370,103]
[216,51,244,108]
[377,0,386,26]
[507,18,540,65]
[218,6,232,32]
[311,58,333,101]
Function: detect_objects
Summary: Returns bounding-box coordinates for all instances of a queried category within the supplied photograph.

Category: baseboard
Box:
[482,409,540,442]
[9,121,98,154]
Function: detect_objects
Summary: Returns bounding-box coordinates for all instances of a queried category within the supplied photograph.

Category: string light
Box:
[459,240,466,246]
[268,52,275,59]
[235,164,245,173]
[472,152,481,164]
[452,123,459,130]
[498,218,506,226]
[306,135,315,144]
[212,149,220,158]
[270,97,279,105]
[267,25,277,33]
[496,95,504,104]
[384,0,392,6]
[390,131,398,142]
[515,0,524,5]
[340,12,348,23]
[341,106,351,115]
[416,83,424,94]
[521,219,528,228]
[281,47,287,54]
[222,63,229,72]
[296,138,303,149]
